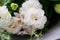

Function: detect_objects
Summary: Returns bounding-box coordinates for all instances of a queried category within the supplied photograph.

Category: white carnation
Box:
[19,0,42,12]
[20,8,47,29]
[0,6,12,28]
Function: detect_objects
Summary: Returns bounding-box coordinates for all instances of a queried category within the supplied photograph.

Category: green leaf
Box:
[0,0,3,6]
[0,32,11,40]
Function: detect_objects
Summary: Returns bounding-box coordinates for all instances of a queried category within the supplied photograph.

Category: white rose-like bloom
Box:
[0,6,12,28]
[20,8,47,29]
[19,0,42,12]
[5,17,21,34]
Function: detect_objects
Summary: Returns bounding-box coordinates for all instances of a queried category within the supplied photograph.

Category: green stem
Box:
[29,26,35,40]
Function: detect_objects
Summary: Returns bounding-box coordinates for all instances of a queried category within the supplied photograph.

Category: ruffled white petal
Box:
[19,0,42,12]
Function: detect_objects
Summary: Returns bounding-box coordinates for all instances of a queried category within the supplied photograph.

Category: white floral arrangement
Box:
[0,0,59,40]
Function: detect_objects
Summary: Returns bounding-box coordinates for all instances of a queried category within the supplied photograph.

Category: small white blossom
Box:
[0,6,12,28]
[5,17,21,34]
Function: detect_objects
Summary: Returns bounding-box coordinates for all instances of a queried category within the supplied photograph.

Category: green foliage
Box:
[54,4,60,14]
[0,32,11,40]
[0,0,12,6]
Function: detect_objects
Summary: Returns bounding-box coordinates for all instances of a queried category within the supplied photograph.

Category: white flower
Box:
[5,17,21,34]
[0,6,12,28]
[20,8,47,29]
[19,0,42,12]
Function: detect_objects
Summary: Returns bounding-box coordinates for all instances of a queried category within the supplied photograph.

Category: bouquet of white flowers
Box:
[0,0,60,40]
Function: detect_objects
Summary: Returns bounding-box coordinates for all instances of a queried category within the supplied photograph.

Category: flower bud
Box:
[11,3,18,11]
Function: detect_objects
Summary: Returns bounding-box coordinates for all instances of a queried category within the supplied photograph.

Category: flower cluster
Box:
[0,0,47,35]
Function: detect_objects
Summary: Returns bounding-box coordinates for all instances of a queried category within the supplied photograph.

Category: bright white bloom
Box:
[5,17,21,34]
[0,6,12,28]
[19,0,42,12]
[20,8,47,29]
